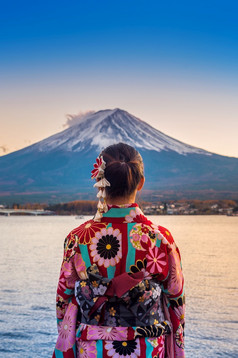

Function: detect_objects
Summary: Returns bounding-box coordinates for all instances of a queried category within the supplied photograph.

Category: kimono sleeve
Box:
[56,232,88,326]
[159,227,185,357]
[53,232,87,357]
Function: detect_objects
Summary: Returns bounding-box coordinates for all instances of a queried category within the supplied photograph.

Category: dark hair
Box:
[100,143,144,198]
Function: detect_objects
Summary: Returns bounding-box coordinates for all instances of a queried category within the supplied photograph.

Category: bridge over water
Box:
[0,209,54,216]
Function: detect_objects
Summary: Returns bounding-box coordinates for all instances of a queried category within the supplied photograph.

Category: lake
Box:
[0,215,238,357]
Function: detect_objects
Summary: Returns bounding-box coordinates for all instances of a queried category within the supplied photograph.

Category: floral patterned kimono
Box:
[53,203,185,358]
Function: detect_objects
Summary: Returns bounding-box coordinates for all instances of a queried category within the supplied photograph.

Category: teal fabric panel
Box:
[103,207,132,218]
[126,222,136,272]
[145,337,154,355]
[96,340,103,357]
[107,265,116,279]
[105,223,116,279]
[64,288,74,295]
[79,244,91,268]
[54,349,64,358]
[72,343,77,357]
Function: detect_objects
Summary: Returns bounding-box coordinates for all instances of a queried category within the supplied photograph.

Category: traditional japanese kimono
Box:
[53,203,185,358]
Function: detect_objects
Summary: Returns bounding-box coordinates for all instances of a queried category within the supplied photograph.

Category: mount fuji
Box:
[0,108,238,203]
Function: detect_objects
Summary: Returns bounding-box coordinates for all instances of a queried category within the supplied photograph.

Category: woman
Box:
[53,143,185,358]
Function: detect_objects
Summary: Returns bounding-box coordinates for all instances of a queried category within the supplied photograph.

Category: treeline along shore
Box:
[1,199,238,216]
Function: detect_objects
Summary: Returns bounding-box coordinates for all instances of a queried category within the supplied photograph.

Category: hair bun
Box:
[100,143,144,199]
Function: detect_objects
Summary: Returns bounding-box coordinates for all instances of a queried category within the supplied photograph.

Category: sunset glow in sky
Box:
[0,0,238,157]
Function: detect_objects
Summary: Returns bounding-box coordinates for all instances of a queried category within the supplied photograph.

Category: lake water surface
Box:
[0,215,238,357]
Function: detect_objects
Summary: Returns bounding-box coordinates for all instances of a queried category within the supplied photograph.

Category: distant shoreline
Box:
[1,199,237,216]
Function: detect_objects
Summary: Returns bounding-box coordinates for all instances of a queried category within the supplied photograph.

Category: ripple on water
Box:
[1,302,22,307]
[0,332,32,340]
[31,305,51,311]
[0,348,26,354]
[1,289,18,293]
[35,330,52,336]
[0,348,14,353]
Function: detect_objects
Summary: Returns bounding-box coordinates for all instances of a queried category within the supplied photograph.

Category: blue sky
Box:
[1,0,238,156]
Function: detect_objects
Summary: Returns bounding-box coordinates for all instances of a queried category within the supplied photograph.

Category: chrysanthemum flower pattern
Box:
[61,260,78,288]
[89,227,122,268]
[105,339,141,358]
[146,246,167,274]
[72,220,107,245]
[55,302,78,352]
[59,252,87,289]
[129,223,157,251]
[87,325,128,341]
[174,304,185,326]
[76,339,97,358]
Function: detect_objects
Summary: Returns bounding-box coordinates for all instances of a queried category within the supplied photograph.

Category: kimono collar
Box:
[101,203,148,224]
[103,203,138,218]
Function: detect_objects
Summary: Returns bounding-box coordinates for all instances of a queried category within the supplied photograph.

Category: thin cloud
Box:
[63,110,95,128]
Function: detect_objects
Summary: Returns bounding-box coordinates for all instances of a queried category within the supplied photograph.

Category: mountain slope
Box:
[0,108,238,204]
[26,108,210,155]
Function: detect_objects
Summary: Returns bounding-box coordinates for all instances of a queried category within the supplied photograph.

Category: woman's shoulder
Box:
[62,219,105,261]
[157,225,175,245]
[66,219,107,245]
[138,218,175,247]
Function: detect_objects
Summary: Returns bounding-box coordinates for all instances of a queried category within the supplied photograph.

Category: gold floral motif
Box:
[94,314,100,322]
[109,307,116,316]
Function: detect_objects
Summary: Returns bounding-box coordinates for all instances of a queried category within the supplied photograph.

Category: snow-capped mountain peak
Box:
[33,108,210,155]
[2,108,238,204]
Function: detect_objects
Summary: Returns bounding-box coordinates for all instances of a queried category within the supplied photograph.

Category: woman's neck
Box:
[106,193,136,206]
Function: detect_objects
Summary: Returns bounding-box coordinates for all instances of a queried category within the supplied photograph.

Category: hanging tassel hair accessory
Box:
[91,155,111,222]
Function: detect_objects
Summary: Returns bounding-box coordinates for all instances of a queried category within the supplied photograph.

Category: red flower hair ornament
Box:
[91,156,106,179]
[91,155,111,222]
